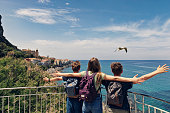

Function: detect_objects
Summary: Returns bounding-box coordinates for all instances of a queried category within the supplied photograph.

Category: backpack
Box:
[65,78,79,97]
[107,81,124,107]
[79,71,98,102]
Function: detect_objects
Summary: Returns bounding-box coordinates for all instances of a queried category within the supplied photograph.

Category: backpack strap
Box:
[86,71,101,93]
[85,71,96,78]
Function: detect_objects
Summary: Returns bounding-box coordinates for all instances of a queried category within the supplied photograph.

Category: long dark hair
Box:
[87,57,101,73]
[87,57,102,83]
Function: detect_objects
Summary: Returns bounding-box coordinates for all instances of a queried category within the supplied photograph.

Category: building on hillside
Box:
[22,49,39,58]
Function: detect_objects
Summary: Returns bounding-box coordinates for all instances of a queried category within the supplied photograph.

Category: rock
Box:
[0,15,17,49]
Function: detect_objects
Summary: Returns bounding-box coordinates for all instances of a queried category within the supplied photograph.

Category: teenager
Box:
[50,57,145,113]
[43,61,83,113]
[102,62,169,113]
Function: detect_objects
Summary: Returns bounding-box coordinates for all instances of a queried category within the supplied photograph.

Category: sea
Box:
[62,60,170,112]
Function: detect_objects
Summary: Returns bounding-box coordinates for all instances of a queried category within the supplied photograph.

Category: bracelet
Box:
[48,78,50,82]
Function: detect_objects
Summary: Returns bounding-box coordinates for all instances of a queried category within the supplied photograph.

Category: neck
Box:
[114,74,121,76]
[73,71,79,73]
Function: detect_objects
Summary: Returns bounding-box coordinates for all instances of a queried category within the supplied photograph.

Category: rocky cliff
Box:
[0,15,17,49]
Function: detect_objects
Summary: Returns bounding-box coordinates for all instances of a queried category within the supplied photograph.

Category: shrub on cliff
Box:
[0,56,46,88]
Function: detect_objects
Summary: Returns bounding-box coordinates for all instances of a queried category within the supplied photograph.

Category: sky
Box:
[0,0,170,60]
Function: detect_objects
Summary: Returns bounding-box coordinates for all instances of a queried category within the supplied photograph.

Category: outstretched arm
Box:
[104,74,141,84]
[43,77,63,82]
[51,73,81,78]
[139,64,169,81]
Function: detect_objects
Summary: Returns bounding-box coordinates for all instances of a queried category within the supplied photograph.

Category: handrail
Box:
[1,86,169,104]
[0,85,64,90]
[0,86,169,113]
[128,91,170,104]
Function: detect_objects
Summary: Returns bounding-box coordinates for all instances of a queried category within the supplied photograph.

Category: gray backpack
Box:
[107,82,124,107]
[65,78,79,97]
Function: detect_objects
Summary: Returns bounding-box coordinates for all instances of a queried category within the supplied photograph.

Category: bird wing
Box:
[124,48,127,53]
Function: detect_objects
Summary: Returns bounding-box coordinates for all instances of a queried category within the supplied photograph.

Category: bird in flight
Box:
[114,47,127,53]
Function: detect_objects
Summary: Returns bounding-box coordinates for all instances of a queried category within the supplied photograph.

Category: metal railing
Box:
[0,86,67,113]
[0,86,170,113]
[127,91,170,113]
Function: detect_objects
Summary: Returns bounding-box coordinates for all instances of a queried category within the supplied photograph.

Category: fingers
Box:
[162,64,167,67]
[158,65,160,68]
[133,74,138,78]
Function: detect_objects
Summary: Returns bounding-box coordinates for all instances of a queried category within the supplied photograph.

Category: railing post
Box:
[24,95,25,113]
[59,87,61,112]
[50,93,51,112]
[142,96,144,113]
[13,96,15,113]
[148,106,150,113]
[154,108,156,113]
[2,97,4,113]
[134,94,137,113]
[8,97,9,113]
[36,88,38,112]
[41,94,42,113]
[19,96,20,113]
[29,89,31,113]
[54,94,56,112]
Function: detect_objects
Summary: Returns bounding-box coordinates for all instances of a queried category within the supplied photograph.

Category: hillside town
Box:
[23,49,72,72]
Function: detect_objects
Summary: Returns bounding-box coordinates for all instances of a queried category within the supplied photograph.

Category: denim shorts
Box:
[82,94,102,113]
[66,97,83,113]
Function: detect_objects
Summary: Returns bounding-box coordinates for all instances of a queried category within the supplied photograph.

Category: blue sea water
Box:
[62,60,170,112]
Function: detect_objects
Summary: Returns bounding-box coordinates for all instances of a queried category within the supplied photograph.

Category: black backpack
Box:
[107,81,124,107]
[65,78,79,97]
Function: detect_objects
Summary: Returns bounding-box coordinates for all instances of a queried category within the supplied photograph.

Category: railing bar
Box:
[36,88,38,112]
[50,94,51,112]
[59,87,60,112]
[46,95,48,112]
[54,94,56,112]
[41,94,42,113]
[154,108,156,113]
[29,89,31,113]
[0,85,64,90]
[0,92,64,98]
[2,97,4,113]
[148,106,150,113]
[24,95,25,113]
[8,97,9,113]
[128,91,170,104]
[135,100,169,112]
[142,96,144,113]
[134,94,137,113]
[19,96,20,113]
[63,93,64,112]
[13,96,15,113]
[46,94,47,112]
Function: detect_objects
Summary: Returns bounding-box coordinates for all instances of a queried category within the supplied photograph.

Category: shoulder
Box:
[100,72,106,80]
[80,71,86,77]
[62,76,68,81]
[121,82,133,89]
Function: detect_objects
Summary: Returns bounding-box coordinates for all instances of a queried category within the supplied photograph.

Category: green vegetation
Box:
[0,42,34,58]
[0,57,66,112]
[0,56,45,88]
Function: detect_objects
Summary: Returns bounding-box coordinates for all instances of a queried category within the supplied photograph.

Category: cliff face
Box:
[0,15,17,49]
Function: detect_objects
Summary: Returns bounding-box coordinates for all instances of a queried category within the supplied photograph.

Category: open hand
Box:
[156,64,169,74]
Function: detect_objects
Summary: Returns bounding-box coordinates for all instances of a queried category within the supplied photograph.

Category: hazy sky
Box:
[1,0,170,60]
